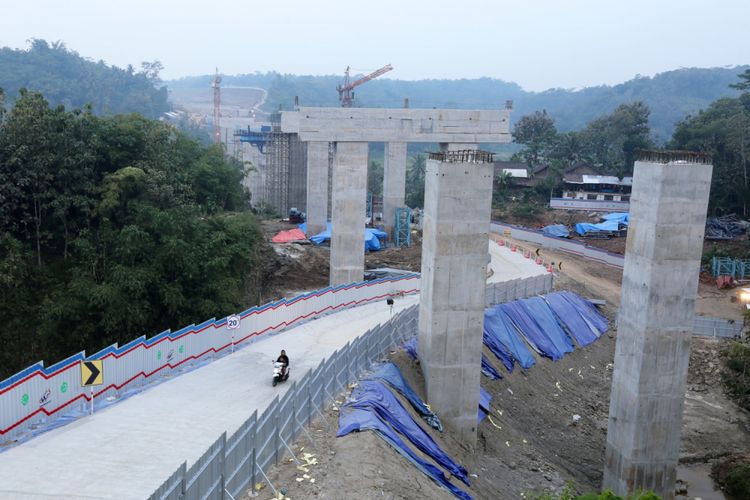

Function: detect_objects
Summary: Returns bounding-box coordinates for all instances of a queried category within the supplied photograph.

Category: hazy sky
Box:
[1,0,748,91]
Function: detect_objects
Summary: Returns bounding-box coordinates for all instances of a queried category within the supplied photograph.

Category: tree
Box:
[578,102,653,177]
[0,40,170,118]
[0,90,261,378]
[513,110,558,166]
[670,97,750,216]
[367,158,384,197]
[405,155,426,208]
[730,69,750,91]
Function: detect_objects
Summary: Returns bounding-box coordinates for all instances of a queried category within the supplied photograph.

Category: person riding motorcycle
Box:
[276,350,289,377]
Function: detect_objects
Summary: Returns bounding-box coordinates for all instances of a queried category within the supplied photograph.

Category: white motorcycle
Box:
[272,361,290,387]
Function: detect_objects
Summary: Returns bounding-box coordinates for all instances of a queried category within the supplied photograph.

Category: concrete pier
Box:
[382,142,407,238]
[417,151,494,444]
[330,142,369,286]
[603,152,713,499]
[305,141,330,236]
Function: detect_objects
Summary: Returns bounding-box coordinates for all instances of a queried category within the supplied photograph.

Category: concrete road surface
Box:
[0,242,544,499]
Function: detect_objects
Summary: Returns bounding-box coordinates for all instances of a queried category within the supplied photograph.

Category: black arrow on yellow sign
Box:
[80,360,103,386]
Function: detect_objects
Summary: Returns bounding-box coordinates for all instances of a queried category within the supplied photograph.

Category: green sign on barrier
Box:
[21,393,29,406]
[60,382,68,393]
[179,345,184,354]
[157,350,162,360]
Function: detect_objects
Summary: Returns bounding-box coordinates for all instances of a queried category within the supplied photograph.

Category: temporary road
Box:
[0,241,545,499]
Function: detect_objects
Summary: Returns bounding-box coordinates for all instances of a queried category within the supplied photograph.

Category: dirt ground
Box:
[259,220,422,300]
[251,219,749,499]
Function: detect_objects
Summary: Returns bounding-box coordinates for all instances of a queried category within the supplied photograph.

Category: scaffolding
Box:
[711,256,750,280]
[235,113,307,216]
[395,207,411,247]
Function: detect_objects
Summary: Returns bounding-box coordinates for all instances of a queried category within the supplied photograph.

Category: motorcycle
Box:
[272,361,290,387]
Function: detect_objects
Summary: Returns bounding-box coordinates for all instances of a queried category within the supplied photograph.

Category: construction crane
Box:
[336,64,393,107]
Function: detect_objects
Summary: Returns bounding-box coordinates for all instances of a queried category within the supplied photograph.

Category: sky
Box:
[1,0,748,91]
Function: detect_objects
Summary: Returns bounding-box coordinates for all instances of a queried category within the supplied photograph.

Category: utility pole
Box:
[212,68,221,145]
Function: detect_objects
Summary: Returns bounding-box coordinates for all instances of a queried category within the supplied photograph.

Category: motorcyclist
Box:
[276,350,289,377]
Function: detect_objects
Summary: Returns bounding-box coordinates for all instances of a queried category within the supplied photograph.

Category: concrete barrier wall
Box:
[550,198,630,212]
[0,275,419,441]
[490,221,625,269]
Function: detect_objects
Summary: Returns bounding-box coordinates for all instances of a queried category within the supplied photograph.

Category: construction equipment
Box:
[336,64,393,107]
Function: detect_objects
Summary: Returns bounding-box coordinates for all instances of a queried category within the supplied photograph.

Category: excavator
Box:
[336,64,393,107]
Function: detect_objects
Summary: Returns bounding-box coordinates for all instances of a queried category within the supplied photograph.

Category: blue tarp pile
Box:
[481,354,503,380]
[403,291,606,376]
[338,364,474,499]
[338,406,472,499]
[298,222,387,251]
[541,224,570,238]
[602,212,629,224]
[575,212,629,236]
[483,291,608,370]
[365,362,442,431]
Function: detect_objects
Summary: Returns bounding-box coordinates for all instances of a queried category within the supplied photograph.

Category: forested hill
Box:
[0,40,170,118]
[169,66,749,141]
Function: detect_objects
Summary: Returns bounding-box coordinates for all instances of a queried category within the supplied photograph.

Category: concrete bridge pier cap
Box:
[603,150,713,499]
[282,107,511,286]
[418,149,494,444]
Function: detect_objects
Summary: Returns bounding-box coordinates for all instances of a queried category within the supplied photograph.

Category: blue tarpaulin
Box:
[542,224,570,238]
[483,308,536,370]
[337,406,473,500]
[478,387,492,422]
[542,292,601,347]
[405,336,504,380]
[481,354,503,380]
[499,302,565,360]
[297,222,387,251]
[602,212,630,225]
[403,337,418,361]
[519,297,574,355]
[559,291,608,334]
[365,363,443,431]
[346,380,470,485]
[575,214,628,235]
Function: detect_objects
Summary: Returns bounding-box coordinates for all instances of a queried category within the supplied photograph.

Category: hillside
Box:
[168,66,748,141]
[0,40,170,118]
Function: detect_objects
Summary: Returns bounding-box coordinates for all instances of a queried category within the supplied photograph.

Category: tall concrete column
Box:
[382,142,407,239]
[603,153,713,499]
[305,141,329,237]
[330,142,369,286]
[417,152,494,444]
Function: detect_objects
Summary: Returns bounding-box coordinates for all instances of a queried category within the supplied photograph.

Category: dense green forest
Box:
[0,40,170,118]
[169,66,748,141]
[0,89,264,379]
[503,71,750,217]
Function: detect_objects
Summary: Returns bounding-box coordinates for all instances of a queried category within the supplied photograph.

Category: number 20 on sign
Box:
[227,315,240,353]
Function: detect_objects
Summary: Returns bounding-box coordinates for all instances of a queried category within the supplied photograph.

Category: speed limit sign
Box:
[227,315,241,330]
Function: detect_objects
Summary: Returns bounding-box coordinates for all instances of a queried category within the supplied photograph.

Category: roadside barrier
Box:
[0,275,419,442]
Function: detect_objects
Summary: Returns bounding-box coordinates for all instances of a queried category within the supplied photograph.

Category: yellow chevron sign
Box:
[80,360,103,386]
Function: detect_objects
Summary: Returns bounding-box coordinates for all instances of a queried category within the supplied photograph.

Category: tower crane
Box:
[336,64,393,107]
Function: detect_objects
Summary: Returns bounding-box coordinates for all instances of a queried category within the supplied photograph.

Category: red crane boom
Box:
[337,64,393,107]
